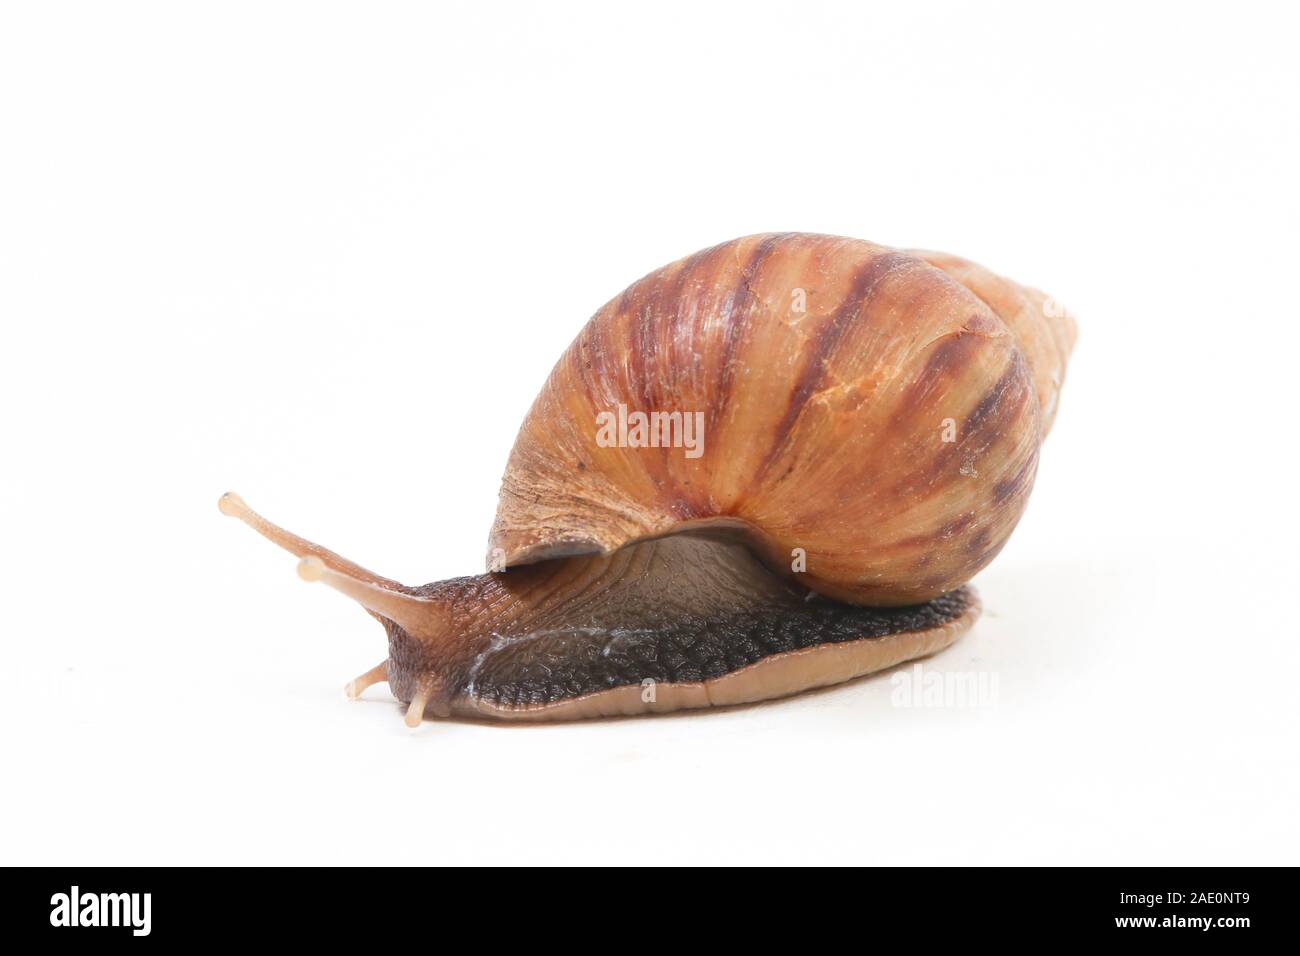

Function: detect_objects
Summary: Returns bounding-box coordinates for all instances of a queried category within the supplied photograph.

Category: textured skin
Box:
[459,588,972,708]
[489,233,1067,606]
[373,534,973,714]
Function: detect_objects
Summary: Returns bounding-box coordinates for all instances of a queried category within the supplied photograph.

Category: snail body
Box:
[222,233,1074,724]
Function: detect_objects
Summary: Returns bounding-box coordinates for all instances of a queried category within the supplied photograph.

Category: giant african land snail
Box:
[221,233,1075,724]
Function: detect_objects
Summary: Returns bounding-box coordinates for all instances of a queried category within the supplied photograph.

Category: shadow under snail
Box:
[221,233,1076,725]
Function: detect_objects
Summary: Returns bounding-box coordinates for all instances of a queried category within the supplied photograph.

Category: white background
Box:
[2,1,1297,866]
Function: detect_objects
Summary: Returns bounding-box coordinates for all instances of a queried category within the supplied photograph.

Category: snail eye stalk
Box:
[219,492,450,640]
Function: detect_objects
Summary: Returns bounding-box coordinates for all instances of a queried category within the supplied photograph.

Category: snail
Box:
[221,233,1075,724]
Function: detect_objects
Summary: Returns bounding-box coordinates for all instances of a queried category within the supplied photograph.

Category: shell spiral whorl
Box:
[490,233,1074,606]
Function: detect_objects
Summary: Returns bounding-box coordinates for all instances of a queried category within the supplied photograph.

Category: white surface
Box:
[2,1,1297,866]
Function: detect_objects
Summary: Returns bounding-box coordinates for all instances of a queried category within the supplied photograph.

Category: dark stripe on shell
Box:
[753,251,913,484]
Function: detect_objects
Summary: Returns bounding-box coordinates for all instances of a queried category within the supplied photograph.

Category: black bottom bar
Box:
[6,867,1291,943]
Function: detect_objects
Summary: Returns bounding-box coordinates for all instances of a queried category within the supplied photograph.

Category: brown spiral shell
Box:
[489,233,1075,606]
